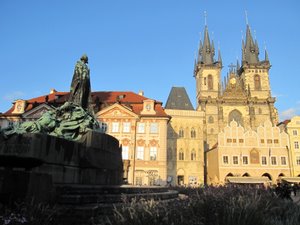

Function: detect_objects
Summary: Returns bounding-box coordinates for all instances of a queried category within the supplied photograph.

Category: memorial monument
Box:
[0,54,123,204]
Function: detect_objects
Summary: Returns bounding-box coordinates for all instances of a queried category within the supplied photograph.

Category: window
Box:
[242,156,248,165]
[271,156,277,165]
[137,147,144,160]
[122,146,129,160]
[204,77,207,85]
[179,150,184,160]
[150,123,158,134]
[232,139,237,143]
[123,122,131,133]
[227,139,232,143]
[112,122,119,132]
[149,147,157,160]
[191,128,196,138]
[295,141,299,149]
[179,128,184,138]
[208,75,213,90]
[261,156,267,165]
[261,139,265,144]
[208,116,214,123]
[233,156,239,165]
[191,150,196,161]
[274,139,279,144]
[137,123,145,133]
[100,122,108,133]
[267,139,272,144]
[281,157,287,165]
[293,130,298,136]
[296,156,300,165]
[254,75,261,90]
[223,156,229,164]
[239,139,244,143]
[228,109,243,126]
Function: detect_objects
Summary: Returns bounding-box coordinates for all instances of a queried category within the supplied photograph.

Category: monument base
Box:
[0,130,123,205]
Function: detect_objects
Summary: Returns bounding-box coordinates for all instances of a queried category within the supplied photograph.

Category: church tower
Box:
[194,25,222,148]
[194,22,278,149]
[238,25,278,127]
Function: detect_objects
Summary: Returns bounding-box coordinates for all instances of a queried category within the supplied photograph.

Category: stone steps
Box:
[54,184,179,225]
[55,184,178,205]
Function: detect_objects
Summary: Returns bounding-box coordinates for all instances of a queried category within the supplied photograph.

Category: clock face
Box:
[230,78,236,85]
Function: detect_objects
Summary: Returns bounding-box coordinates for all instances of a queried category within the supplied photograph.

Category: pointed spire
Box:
[236,59,240,70]
[242,25,259,64]
[198,25,215,65]
[218,48,222,65]
[265,49,269,62]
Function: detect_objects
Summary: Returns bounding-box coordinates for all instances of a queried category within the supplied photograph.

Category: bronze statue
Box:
[1,55,99,141]
[69,54,91,110]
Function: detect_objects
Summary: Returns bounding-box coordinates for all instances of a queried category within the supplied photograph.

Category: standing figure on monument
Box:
[69,54,91,110]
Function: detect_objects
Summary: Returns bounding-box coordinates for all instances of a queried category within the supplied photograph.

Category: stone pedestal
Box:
[0,131,123,203]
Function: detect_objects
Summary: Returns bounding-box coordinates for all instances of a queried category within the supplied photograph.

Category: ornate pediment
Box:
[97,103,138,119]
[222,74,247,100]
[22,104,55,119]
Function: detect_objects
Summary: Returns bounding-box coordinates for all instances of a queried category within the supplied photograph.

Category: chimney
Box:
[50,88,57,94]
[138,90,144,96]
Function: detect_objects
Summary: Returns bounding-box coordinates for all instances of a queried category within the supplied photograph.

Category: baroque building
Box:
[0,90,170,186]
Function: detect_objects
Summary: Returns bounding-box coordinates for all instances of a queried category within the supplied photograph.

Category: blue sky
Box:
[0,0,300,121]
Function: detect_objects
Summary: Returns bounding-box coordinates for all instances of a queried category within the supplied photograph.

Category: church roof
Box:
[165,87,194,110]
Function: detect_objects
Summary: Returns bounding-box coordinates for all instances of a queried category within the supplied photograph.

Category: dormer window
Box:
[141,99,155,115]
[12,100,27,114]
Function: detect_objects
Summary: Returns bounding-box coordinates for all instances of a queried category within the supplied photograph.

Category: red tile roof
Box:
[2,91,168,118]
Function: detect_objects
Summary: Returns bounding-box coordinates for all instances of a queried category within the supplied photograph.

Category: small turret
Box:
[218,48,222,66]
[265,49,269,62]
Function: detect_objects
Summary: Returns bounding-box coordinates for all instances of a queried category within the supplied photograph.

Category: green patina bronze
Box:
[69,54,91,110]
[1,54,99,141]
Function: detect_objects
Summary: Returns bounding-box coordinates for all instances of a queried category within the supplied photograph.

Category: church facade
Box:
[194,25,278,150]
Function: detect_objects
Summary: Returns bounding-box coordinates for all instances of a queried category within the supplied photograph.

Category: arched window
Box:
[262,173,272,181]
[191,128,196,138]
[208,116,214,123]
[179,149,184,160]
[208,75,213,90]
[191,150,196,161]
[254,75,261,90]
[179,128,184,138]
[228,109,243,126]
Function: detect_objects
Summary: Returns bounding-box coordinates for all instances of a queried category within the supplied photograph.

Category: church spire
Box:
[242,25,259,65]
[198,25,215,65]
[265,49,269,62]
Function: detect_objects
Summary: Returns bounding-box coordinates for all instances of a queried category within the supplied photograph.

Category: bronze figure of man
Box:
[69,54,91,109]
